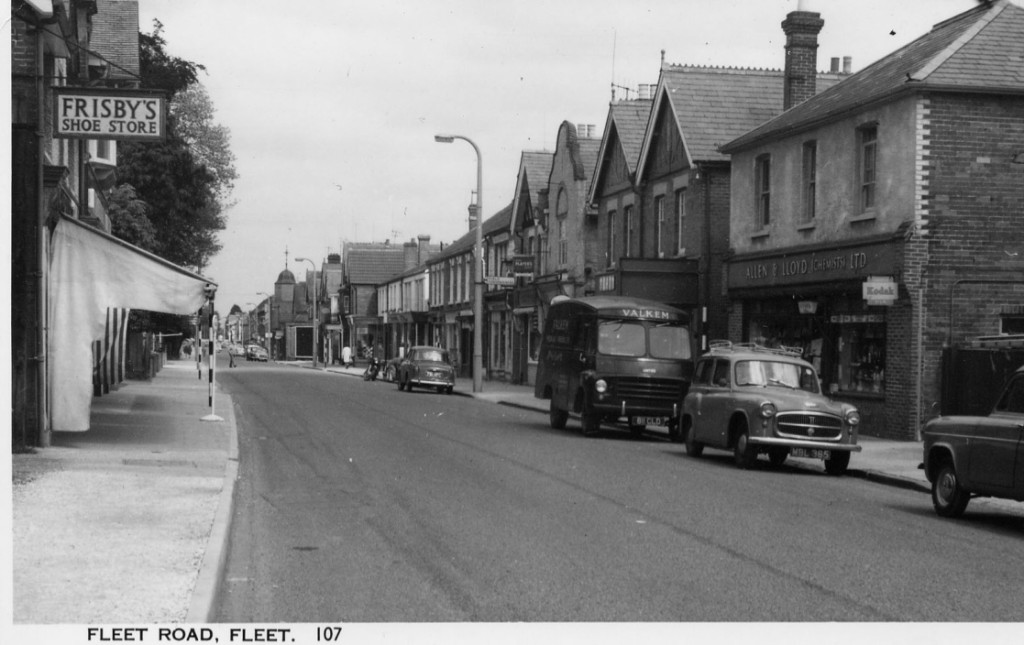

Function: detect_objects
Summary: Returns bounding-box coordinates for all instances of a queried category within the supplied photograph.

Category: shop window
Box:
[834,316,886,395]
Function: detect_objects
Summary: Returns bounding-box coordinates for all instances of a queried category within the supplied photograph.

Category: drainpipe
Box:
[36,22,50,447]
[701,165,712,352]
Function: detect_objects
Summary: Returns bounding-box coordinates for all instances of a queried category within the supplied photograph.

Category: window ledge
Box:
[751,228,770,240]
[796,221,816,232]
[849,212,877,224]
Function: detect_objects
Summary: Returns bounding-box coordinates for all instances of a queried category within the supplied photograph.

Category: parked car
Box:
[680,341,861,474]
[227,343,246,357]
[922,365,1024,517]
[397,346,455,394]
[248,345,269,362]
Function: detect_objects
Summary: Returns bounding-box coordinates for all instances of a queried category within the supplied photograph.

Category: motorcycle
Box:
[363,357,381,381]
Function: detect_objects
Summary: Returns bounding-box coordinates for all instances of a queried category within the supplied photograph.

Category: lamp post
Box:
[294,258,319,368]
[435,133,484,393]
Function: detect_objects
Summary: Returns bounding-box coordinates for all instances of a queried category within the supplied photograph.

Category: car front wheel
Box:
[932,461,970,517]
[733,428,757,469]
[684,421,704,457]
[824,451,850,476]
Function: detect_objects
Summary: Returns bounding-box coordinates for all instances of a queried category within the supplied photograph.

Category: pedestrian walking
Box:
[342,345,353,368]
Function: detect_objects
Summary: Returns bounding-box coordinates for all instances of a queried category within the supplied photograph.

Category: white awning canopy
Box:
[48,216,214,431]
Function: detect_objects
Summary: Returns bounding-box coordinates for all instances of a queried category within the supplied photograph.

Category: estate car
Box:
[922,366,1024,517]
[681,341,861,474]
[397,346,456,394]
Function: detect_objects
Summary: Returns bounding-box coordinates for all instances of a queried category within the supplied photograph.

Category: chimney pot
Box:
[830,57,840,73]
[843,56,852,74]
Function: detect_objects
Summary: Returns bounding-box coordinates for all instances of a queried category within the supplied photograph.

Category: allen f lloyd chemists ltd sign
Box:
[54,88,166,141]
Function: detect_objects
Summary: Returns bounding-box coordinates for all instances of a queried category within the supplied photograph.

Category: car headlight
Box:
[845,410,861,426]
[760,401,777,418]
[594,379,608,394]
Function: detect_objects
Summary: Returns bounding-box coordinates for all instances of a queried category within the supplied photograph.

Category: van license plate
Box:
[632,416,669,427]
[790,448,830,460]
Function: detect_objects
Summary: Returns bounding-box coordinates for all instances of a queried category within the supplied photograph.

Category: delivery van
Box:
[534,296,694,438]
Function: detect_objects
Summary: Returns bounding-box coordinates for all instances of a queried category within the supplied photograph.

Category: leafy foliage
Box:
[113,19,234,273]
[111,19,237,336]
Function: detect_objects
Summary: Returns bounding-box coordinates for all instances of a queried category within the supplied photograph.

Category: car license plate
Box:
[790,448,831,460]
[631,416,669,427]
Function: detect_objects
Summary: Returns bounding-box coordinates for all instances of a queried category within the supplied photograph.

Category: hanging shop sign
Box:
[484,276,516,287]
[511,255,535,278]
[862,276,898,305]
[53,88,167,141]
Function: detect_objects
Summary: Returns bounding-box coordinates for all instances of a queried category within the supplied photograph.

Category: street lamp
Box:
[435,133,483,393]
[294,258,319,368]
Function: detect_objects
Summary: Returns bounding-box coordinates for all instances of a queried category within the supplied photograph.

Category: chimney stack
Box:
[782,8,825,110]
[403,239,418,270]
[417,234,431,266]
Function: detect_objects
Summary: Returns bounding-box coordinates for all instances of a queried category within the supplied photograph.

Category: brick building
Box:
[720,1,1024,439]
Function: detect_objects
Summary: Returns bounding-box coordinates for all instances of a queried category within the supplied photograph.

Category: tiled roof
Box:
[578,137,601,181]
[522,150,553,200]
[588,99,653,202]
[345,246,408,284]
[722,0,1024,151]
[90,0,140,79]
[430,202,514,262]
[659,65,843,162]
[511,150,553,234]
[611,99,653,173]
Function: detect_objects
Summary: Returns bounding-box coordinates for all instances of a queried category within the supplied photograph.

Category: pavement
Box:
[8,355,1009,627]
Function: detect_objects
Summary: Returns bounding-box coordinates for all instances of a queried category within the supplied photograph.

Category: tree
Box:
[106,184,157,251]
[172,84,237,205]
[114,19,236,273]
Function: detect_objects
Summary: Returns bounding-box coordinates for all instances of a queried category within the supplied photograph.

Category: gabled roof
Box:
[510,150,553,233]
[588,99,653,203]
[345,245,407,284]
[722,0,1024,152]
[636,65,844,177]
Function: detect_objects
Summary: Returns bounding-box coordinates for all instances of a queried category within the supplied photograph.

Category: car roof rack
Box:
[707,340,804,358]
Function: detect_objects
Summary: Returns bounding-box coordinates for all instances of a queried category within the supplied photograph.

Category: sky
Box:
[134,0,996,313]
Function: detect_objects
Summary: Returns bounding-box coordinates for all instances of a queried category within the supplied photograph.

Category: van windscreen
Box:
[597,320,691,359]
[598,320,646,356]
[650,323,691,360]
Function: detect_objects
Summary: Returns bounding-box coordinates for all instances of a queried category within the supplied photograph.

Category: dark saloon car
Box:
[681,342,861,474]
[396,346,455,394]
[923,366,1024,517]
